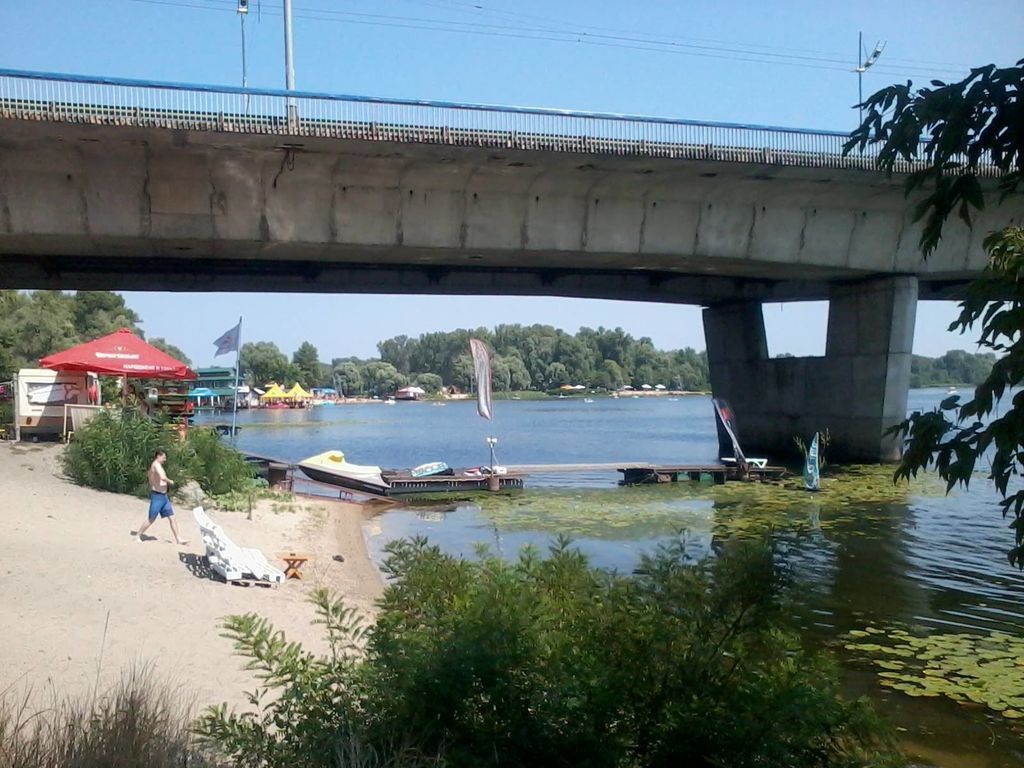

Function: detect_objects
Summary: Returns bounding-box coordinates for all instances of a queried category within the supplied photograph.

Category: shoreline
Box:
[0,442,383,711]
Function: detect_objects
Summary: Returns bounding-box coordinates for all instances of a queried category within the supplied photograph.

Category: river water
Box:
[197,389,1024,766]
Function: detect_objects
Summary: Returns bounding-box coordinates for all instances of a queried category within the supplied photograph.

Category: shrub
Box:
[198,538,903,768]
[0,669,210,768]
[176,427,256,497]
[63,413,254,497]
[62,410,181,495]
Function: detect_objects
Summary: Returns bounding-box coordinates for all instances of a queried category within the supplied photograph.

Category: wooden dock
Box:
[505,462,787,484]
[243,453,787,496]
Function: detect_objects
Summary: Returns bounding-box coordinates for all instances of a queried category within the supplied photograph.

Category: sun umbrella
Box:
[40,328,196,379]
[188,387,217,398]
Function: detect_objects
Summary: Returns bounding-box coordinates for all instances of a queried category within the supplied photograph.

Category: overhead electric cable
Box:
[120,0,973,80]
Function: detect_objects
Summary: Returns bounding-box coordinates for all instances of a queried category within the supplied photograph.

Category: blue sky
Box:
[3,1,1020,366]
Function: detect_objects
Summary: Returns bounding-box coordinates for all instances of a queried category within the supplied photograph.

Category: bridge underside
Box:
[0,119,1012,301]
[0,250,965,302]
[1,118,1018,462]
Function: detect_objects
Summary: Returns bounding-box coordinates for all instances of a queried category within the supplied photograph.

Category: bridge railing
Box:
[0,68,949,172]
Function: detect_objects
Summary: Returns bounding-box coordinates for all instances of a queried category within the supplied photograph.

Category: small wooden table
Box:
[280,552,310,580]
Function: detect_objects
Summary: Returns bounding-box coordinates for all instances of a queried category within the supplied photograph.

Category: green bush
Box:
[63,412,254,497]
[62,410,181,495]
[176,427,256,496]
[0,670,210,768]
[198,538,903,768]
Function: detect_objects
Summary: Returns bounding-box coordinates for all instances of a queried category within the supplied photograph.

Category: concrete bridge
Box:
[1,70,1021,461]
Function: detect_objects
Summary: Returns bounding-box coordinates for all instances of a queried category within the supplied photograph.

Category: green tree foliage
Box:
[331,360,364,396]
[374,324,710,393]
[361,361,406,397]
[69,291,142,341]
[197,538,900,768]
[413,372,444,394]
[148,337,192,367]
[291,341,323,387]
[240,341,291,387]
[847,59,1024,567]
[0,291,146,380]
[846,59,1022,256]
[909,349,996,387]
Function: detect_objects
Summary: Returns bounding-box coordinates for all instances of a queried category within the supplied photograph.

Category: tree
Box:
[149,337,192,367]
[362,361,405,397]
[413,372,444,394]
[847,59,1024,567]
[333,361,364,396]
[240,341,291,387]
[70,292,141,339]
[292,341,322,387]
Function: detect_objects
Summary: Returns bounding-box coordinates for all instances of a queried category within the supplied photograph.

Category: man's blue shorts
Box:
[148,491,175,521]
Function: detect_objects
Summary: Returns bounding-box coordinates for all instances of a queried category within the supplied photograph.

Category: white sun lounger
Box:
[193,507,285,585]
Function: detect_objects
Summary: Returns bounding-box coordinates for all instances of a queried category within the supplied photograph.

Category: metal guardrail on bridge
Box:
[0,68,923,172]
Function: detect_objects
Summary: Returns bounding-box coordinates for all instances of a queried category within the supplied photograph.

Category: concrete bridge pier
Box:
[703,276,918,463]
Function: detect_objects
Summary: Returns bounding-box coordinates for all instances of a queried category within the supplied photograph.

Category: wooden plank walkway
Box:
[244,453,788,492]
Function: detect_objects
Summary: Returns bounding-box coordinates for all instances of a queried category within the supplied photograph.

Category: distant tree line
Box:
[0,290,190,382]
[0,291,996,399]
[239,325,711,397]
[910,350,996,388]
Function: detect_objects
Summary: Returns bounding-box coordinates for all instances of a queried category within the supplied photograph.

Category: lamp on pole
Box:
[283,0,297,128]
[236,1,248,89]
[855,32,886,124]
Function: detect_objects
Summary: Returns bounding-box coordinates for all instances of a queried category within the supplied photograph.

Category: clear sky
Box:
[3,1,1020,366]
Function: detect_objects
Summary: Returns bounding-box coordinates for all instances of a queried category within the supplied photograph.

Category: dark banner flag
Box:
[469,338,493,421]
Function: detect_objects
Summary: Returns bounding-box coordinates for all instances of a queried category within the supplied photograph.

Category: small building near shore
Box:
[190,367,237,408]
[395,386,426,401]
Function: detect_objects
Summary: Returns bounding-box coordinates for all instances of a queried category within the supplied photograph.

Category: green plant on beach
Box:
[62,410,182,495]
[175,427,256,496]
[198,538,903,768]
[62,412,254,498]
[0,670,210,768]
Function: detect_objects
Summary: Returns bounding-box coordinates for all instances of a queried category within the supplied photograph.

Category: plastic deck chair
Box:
[193,507,285,585]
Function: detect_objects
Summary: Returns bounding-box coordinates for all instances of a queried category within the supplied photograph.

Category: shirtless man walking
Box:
[135,449,187,544]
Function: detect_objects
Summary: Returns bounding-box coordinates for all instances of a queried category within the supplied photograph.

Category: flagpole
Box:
[231,316,242,444]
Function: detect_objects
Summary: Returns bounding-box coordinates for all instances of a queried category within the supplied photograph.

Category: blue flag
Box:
[803,432,820,492]
[213,321,241,357]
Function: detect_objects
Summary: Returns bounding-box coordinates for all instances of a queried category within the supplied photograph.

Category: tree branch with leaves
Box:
[846,58,1024,567]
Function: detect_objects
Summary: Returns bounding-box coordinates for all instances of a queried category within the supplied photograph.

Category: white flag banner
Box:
[469,338,493,421]
[213,321,241,357]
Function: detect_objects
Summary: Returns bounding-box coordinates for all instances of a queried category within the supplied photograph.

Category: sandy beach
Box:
[0,441,384,713]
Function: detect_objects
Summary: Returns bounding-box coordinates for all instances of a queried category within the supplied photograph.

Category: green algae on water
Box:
[467,464,945,541]
[843,624,1024,722]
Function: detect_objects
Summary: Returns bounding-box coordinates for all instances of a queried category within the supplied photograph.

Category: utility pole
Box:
[855,32,886,124]
[237,0,248,89]
[283,0,297,127]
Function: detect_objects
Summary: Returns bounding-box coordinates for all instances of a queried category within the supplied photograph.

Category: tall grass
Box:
[0,670,209,768]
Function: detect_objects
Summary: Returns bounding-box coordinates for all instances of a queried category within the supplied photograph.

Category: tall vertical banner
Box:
[469,338,493,421]
[803,432,820,492]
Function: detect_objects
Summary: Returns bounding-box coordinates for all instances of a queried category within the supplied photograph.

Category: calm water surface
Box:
[197,389,1024,766]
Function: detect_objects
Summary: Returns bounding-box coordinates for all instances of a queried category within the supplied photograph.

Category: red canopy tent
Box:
[40,328,196,379]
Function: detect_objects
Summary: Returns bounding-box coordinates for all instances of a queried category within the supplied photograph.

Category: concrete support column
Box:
[702,276,917,463]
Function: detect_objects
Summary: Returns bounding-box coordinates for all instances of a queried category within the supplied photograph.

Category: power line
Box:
[119,0,972,81]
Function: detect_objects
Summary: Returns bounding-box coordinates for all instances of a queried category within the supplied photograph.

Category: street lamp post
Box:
[283,0,297,128]
[855,32,886,124]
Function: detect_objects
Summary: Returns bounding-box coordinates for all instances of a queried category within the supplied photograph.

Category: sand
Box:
[0,441,384,713]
